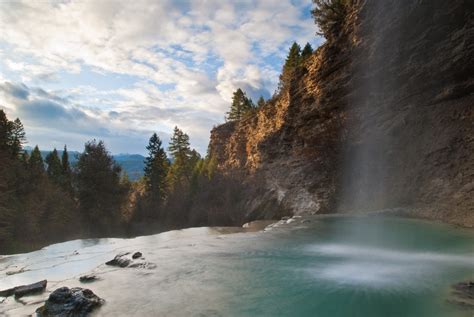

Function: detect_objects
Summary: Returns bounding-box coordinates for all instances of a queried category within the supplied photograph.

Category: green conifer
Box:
[167,127,193,189]
[301,43,314,59]
[226,88,253,121]
[45,148,62,184]
[144,133,169,204]
[29,145,45,176]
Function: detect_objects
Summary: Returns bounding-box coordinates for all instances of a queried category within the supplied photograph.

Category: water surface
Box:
[1,216,473,316]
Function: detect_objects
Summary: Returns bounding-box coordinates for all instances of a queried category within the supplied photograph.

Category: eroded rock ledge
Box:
[208,0,474,227]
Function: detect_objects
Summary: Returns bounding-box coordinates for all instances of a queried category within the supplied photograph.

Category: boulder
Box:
[36,287,104,317]
[0,280,47,298]
[105,253,131,268]
[79,275,98,283]
[132,252,142,259]
[449,281,474,308]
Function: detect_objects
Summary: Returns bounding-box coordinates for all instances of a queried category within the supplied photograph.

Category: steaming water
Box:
[1,216,473,316]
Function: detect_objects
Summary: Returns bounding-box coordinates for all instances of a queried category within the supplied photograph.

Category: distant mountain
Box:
[113,154,146,181]
[24,147,145,181]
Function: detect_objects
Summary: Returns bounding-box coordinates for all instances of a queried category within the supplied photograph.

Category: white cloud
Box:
[0,0,319,154]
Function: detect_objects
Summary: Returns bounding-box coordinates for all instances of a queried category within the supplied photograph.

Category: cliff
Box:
[208,0,474,226]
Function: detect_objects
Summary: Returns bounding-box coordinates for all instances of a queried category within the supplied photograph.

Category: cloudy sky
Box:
[0,0,321,155]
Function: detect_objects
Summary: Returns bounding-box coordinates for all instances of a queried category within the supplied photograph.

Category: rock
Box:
[132,252,142,259]
[0,287,14,298]
[105,253,131,268]
[281,216,290,221]
[36,287,104,317]
[79,275,98,283]
[450,281,474,308]
[302,219,311,224]
[0,280,47,298]
[6,267,29,275]
[207,0,474,227]
[129,262,157,270]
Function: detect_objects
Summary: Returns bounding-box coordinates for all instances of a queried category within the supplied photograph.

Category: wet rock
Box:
[132,252,142,259]
[129,262,157,270]
[36,287,104,317]
[6,267,29,276]
[79,275,98,283]
[450,281,474,308]
[302,219,311,224]
[281,216,290,221]
[105,253,131,268]
[0,287,14,298]
[0,280,47,298]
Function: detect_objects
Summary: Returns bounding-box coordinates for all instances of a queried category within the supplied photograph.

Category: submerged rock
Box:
[0,280,47,298]
[105,253,131,268]
[6,267,29,276]
[450,281,474,308]
[129,262,157,270]
[36,287,104,317]
[132,252,142,259]
[79,275,98,283]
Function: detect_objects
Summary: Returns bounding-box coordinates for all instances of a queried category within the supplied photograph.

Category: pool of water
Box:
[1,215,473,316]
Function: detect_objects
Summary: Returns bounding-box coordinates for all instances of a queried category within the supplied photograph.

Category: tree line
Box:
[0,109,229,252]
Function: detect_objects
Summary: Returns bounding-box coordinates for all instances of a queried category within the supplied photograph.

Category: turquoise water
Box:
[1,216,473,316]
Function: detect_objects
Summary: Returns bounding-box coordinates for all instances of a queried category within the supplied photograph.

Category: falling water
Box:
[338,0,396,212]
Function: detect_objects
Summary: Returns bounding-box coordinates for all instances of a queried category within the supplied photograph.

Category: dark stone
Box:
[36,287,104,317]
[105,253,131,268]
[0,280,47,298]
[128,262,157,269]
[0,287,14,298]
[450,281,474,308]
[132,252,142,259]
[79,275,98,283]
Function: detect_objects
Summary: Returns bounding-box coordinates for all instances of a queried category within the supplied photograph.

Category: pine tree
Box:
[168,126,191,161]
[0,110,14,155]
[226,88,253,121]
[167,127,192,189]
[75,140,125,233]
[62,145,71,174]
[312,0,351,39]
[285,42,302,68]
[278,42,302,92]
[45,148,62,184]
[11,118,26,155]
[0,110,16,247]
[301,43,314,59]
[205,154,218,179]
[29,146,45,177]
[189,149,201,170]
[256,96,266,109]
[61,145,73,194]
[144,133,169,204]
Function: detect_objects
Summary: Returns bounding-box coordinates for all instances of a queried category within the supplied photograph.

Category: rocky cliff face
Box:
[208,0,474,226]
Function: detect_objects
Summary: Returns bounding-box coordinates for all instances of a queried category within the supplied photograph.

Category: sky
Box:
[0,0,322,155]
